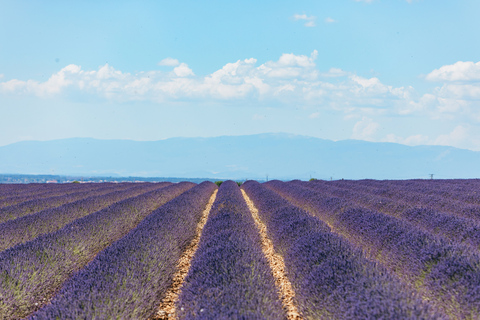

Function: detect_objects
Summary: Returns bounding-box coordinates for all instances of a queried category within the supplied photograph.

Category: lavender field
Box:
[1,179,480,319]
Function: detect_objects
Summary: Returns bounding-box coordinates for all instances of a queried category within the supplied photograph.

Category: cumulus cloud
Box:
[158,58,180,66]
[3,54,480,150]
[352,117,380,140]
[384,133,430,146]
[257,50,318,80]
[1,52,477,129]
[319,68,349,78]
[2,50,416,112]
[173,63,194,77]
[325,17,336,23]
[293,14,316,27]
[0,64,82,97]
[436,83,480,100]
[434,125,469,147]
[409,60,480,125]
[426,61,480,82]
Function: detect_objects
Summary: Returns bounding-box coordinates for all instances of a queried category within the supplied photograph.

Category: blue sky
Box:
[1,0,480,150]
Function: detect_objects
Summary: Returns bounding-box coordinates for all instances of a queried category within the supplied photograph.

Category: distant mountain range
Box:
[1,133,479,180]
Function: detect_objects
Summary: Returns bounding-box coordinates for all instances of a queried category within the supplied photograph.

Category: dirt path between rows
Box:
[152,190,218,320]
[241,189,302,320]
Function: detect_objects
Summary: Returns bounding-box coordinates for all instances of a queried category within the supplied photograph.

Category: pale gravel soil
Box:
[241,189,302,320]
[152,190,218,320]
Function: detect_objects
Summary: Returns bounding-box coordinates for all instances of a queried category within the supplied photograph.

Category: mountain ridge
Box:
[1,134,479,180]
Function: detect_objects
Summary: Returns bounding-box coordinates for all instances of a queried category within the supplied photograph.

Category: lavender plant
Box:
[177,180,285,320]
[266,180,480,318]
[0,182,169,252]
[243,180,436,319]
[0,182,112,208]
[0,182,193,319]
[30,181,216,320]
[0,182,136,224]
[298,180,480,249]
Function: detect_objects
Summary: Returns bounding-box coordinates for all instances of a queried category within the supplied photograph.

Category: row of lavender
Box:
[268,180,480,318]
[30,181,285,319]
[2,179,478,319]
[176,180,284,319]
[332,178,480,209]
[0,182,119,209]
[0,182,193,319]
[314,182,480,250]
[0,182,169,252]
[0,183,120,221]
[242,181,435,319]
[31,181,217,319]
[296,180,480,249]
[30,181,443,319]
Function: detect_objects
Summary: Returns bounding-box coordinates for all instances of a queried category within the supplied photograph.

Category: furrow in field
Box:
[245,181,436,319]
[241,189,302,320]
[0,182,141,224]
[265,180,480,319]
[0,182,169,253]
[0,184,84,204]
[0,182,118,209]
[153,189,218,320]
[175,181,286,319]
[0,182,193,320]
[295,180,480,250]
[30,182,215,320]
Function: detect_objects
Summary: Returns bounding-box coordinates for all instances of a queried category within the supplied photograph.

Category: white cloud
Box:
[258,50,318,80]
[426,61,480,82]
[96,64,124,80]
[0,54,417,112]
[0,52,475,127]
[319,68,348,78]
[382,125,480,151]
[0,64,82,97]
[3,55,480,150]
[308,112,320,119]
[434,125,469,147]
[252,114,266,120]
[5,51,396,106]
[293,14,316,27]
[293,14,312,20]
[420,62,480,122]
[325,17,336,23]
[434,125,480,151]
[384,133,430,146]
[173,63,194,77]
[352,117,380,140]
[158,58,180,67]
[436,83,480,100]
